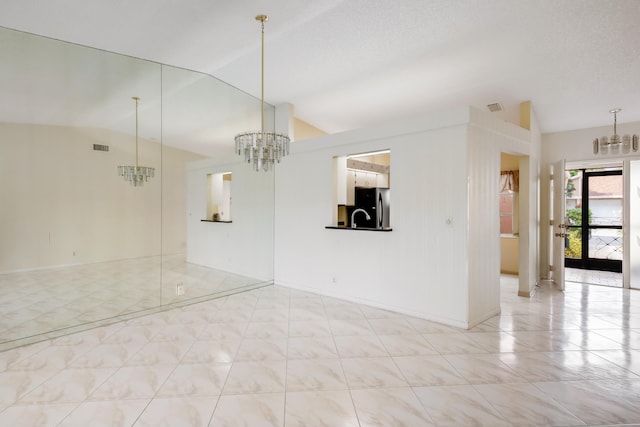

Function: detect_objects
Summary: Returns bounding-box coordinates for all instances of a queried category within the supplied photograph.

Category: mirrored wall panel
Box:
[160,59,275,307]
[0,27,275,350]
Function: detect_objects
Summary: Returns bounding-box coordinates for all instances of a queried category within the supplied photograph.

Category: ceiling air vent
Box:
[93,144,109,152]
[487,103,503,112]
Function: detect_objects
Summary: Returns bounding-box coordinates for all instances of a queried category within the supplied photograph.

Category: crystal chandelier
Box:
[235,15,290,172]
[118,96,155,186]
[593,108,639,154]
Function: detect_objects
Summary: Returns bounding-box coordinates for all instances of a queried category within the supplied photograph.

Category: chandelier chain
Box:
[260,16,265,140]
[234,14,290,172]
[118,96,155,186]
[134,96,139,166]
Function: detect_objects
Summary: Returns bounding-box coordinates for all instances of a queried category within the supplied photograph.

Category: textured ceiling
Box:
[1,0,640,144]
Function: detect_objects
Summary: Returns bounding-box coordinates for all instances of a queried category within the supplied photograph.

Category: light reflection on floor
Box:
[566,267,623,288]
[0,255,269,350]
[2,277,640,425]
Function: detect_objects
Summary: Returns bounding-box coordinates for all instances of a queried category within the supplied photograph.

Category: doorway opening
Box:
[499,153,520,273]
[500,152,528,295]
[564,163,623,288]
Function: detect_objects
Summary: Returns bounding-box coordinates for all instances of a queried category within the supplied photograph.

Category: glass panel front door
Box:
[588,174,623,263]
[565,170,583,261]
[565,168,623,273]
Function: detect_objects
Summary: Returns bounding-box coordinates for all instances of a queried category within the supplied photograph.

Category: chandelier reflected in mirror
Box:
[593,108,639,155]
[235,15,290,172]
[118,96,155,186]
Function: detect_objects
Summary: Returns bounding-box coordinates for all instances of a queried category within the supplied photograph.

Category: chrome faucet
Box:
[351,208,371,228]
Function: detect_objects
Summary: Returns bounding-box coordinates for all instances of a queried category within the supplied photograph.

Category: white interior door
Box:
[552,159,567,291]
[630,160,640,289]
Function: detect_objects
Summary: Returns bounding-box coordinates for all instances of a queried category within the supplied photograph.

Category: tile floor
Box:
[2,277,640,426]
[566,267,623,288]
[0,255,269,348]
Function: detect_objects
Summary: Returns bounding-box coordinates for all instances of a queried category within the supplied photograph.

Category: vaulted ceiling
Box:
[2,0,639,145]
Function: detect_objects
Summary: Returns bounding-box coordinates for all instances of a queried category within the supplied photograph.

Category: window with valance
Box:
[500,170,519,235]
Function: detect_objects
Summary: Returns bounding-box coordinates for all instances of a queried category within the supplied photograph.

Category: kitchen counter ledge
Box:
[325,226,392,232]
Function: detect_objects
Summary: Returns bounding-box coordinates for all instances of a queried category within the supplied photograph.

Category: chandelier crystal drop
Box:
[118,97,155,186]
[235,14,290,172]
[592,108,639,155]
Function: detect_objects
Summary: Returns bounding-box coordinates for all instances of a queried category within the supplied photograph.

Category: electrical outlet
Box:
[176,283,185,296]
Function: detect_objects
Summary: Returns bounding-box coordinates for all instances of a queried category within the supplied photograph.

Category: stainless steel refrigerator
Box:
[354,187,390,229]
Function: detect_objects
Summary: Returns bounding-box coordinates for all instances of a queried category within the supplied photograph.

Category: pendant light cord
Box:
[259,16,265,140]
[133,96,140,167]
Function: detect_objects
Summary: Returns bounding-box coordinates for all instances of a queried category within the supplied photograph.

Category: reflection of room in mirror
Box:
[0,26,276,351]
[0,255,270,350]
[207,172,232,221]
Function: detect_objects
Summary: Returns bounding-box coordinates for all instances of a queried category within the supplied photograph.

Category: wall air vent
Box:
[487,103,503,112]
[93,144,109,152]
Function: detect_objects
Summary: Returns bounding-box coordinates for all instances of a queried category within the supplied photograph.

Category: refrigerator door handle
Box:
[377,192,383,229]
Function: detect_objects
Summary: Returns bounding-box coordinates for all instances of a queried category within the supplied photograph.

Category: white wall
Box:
[466,124,501,325]
[520,107,542,297]
[186,159,274,282]
[542,120,640,166]
[540,121,640,278]
[466,108,535,322]
[0,122,202,273]
[221,179,232,221]
[162,141,207,255]
[273,107,532,328]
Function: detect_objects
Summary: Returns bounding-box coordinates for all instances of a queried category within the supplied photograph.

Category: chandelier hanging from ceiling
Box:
[235,15,290,172]
[593,108,639,155]
[118,96,155,186]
